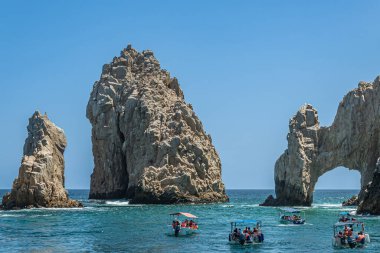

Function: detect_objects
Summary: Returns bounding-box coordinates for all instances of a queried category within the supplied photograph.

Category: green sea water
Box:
[0,189,378,252]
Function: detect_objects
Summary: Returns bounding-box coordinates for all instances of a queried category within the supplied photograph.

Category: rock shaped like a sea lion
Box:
[2,112,82,209]
[87,45,228,204]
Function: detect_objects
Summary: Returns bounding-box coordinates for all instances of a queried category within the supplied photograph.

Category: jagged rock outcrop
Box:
[342,195,359,206]
[262,76,380,214]
[86,45,228,204]
[2,112,82,209]
[357,158,380,214]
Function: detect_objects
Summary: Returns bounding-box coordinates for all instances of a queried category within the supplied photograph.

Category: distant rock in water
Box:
[342,195,359,206]
[86,45,228,204]
[2,112,82,210]
[357,158,380,214]
[262,76,380,215]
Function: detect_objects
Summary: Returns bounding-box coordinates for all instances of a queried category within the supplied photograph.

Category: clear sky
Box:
[1,1,379,189]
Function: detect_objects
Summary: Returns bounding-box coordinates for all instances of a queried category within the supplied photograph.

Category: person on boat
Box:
[348,227,353,237]
[181,219,187,227]
[356,232,366,244]
[172,220,176,229]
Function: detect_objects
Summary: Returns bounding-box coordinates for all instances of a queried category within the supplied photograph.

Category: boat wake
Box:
[312,203,342,208]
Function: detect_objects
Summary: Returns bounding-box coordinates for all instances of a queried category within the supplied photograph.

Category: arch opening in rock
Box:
[315,167,361,190]
[261,76,380,215]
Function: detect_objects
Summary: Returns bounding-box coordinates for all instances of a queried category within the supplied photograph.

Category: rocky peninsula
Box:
[87,45,228,204]
[2,112,82,209]
[261,76,380,215]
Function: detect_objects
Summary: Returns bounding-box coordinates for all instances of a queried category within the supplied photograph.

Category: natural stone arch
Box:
[262,76,380,208]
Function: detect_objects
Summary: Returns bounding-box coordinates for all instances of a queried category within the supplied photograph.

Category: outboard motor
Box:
[174,225,180,237]
[239,234,245,245]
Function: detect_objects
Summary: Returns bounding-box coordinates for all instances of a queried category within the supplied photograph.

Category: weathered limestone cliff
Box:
[261,76,380,214]
[357,158,380,214]
[2,112,82,209]
[87,45,228,204]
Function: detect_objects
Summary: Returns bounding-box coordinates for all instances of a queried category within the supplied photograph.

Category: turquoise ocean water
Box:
[0,189,378,252]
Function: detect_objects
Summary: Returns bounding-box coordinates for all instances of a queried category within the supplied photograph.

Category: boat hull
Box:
[280,218,305,225]
[166,226,198,236]
[228,233,264,246]
[332,234,370,248]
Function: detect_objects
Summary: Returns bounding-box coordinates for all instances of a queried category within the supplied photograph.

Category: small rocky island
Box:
[2,112,82,209]
[261,76,380,215]
[87,45,228,204]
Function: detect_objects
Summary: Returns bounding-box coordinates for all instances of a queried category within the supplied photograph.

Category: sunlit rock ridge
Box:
[2,112,82,209]
[87,45,228,204]
[261,76,380,215]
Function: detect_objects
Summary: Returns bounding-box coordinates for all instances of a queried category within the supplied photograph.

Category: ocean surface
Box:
[0,189,378,253]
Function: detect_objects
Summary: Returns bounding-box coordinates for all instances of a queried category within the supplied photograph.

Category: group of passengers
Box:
[282,215,301,221]
[339,216,356,222]
[335,225,366,248]
[231,226,264,243]
[171,219,198,230]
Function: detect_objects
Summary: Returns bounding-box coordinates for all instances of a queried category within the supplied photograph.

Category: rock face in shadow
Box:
[357,158,380,214]
[2,112,82,209]
[262,76,380,214]
[87,45,228,204]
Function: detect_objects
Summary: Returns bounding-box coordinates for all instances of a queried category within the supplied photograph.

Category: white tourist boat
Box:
[166,212,199,237]
[332,221,370,248]
[228,220,264,246]
[279,207,306,225]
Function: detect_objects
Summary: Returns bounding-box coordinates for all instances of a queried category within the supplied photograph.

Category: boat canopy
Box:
[339,211,350,216]
[280,207,301,213]
[169,212,198,218]
[231,219,262,224]
[334,221,364,227]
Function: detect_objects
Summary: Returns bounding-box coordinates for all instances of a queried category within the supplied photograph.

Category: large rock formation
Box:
[261,76,380,214]
[86,45,228,204]
[2,112,82,209]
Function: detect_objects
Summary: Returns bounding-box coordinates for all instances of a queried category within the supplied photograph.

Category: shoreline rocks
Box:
[262,76,380,215]
[87,45,228,204]
[1,112,82,210]
[342,195,359,206]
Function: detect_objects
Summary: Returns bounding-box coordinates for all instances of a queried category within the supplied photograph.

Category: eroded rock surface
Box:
[262,76,380,214]
[87,45,228,204]
[2,112,82,209]
[357,158,380,214]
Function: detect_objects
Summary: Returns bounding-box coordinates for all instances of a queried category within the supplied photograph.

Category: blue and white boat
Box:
[279,207,306,225]
[228,220,264,245]
[338,211,357,223]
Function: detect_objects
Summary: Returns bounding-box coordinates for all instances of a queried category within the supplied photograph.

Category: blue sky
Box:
[1,1,379,189]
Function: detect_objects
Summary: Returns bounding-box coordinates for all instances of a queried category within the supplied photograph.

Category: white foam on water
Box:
[0,214,25,217]
[312,203,342,208]
[221,204,234,208]
[240,204,259,207]
[105,200,130,206]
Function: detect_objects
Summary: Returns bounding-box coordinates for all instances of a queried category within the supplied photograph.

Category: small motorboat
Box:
[332,221,370,248]
[338,211,357,223]
[228,220,264,245]
[166,212,198,237]
[279,207,306,225]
